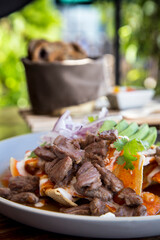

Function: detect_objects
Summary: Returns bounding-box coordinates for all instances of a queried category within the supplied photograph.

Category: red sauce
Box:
[0,168,11,187]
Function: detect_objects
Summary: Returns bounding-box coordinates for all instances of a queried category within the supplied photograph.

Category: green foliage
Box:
[0,0,62,108]
[114,138,146,170]
[96,0,160,89]
[113,137,128,151]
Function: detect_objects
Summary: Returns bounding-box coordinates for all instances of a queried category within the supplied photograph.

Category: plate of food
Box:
[0,108,160,238]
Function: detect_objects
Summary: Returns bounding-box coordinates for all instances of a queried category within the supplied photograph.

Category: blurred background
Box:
[0,0,160,109]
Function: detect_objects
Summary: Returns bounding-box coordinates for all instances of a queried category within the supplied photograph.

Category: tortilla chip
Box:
[45,188,77,207]
[113,153,144,195]
[10,157,20,177]
[152,172,160,183]
[105,148,119,171]
[143,161,158,189]
[40,177,55,196]
[141,192,160,215]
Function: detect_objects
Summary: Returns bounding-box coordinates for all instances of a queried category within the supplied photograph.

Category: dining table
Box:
[1,107,160,240]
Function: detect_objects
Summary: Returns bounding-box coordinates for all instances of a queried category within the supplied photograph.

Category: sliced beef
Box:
[156,147,160,156]
[118,187,135,199]
[37,159,46,172]
[60,163,79,187]
[79,133,98,149]
[125,194,143,207]
[34,146,56,161]
[89,198,109,216]
[85,140,108,167]
[71,139,81,149]
[84,187,113,202]
[45,158,59,174]
[98,129,118,142]
[0,188,12,200]
[155,156,160,165]
[52,135,83,164]
[115,205,135,217]
[10,192,39,204]
[134,205,147,216]
[9,176,39,193]
[115,204,147,217]
[45,156,72,185]
[95,164,124,193]
[76,161,102,190]
[117,188,143,206]
[155,147,160,165]
[60,204,90,215]
[85,140,108,158]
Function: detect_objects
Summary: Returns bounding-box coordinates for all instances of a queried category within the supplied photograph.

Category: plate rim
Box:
[0,196,160,222]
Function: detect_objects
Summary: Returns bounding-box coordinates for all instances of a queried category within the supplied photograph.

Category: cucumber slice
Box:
[129,124,149,140]
[115,119,129,133]
[142,127,157,148]
[99,120,116,133]
[119,122,138,137]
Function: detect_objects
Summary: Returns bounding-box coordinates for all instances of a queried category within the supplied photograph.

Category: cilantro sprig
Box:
[27,142,47,159]
[88,115,98,123]
[113,138,147,170]
[28,151,37,158]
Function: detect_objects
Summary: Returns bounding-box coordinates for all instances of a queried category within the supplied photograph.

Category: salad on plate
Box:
[0,108,160,217]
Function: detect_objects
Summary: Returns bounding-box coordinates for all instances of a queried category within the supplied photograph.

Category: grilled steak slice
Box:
[60,163,79,187]
[9,176,39,193]
[115,205,134,217]
[0,188,12,199]
[156,146,160,156]
[98,129,118,141]
[115,204,147,217]
[34,146,56,161]
[89,198,109,216]
[155,147,160,165]
[118,188,143,206]
[84,187,113,202]
[10,192,39,204]
[60,204,90,215]
[71,139,81,149]
[125,194,143,207]
[76,161,102,190]
[45,156,72,185]
[134,205,147,216]
[95,164,124,193]
[79,133,99,149]
[118,187,135,198]
[52,135,83,163]
[85,140,108,162]
[155,156,160,165]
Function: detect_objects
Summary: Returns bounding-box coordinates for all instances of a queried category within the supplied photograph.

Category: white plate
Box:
[0,132,160,238]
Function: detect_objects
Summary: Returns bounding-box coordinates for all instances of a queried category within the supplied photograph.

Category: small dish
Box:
[107,86,154,110]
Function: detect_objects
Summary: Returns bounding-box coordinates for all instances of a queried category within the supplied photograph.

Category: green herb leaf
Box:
[99,120,116,133]
[113,138,128,151]
[40,141,47,147]
[28,151,37,158]
[88,116,98,123]
[117,156,125,165]
[115,138,146,170]
[124,161,135,170]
